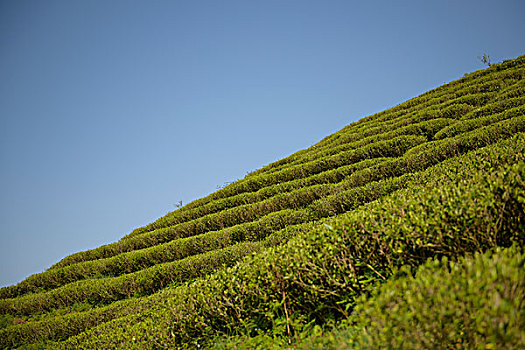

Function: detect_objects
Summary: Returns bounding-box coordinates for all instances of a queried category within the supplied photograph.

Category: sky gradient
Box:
[1,0,524,287]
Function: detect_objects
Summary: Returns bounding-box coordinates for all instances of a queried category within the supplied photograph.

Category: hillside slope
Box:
[1,55,524,349]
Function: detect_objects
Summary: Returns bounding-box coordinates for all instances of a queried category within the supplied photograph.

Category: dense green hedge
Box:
[314,57,523,152]
[58,160,525,349]
[307,101,470,158]
[1,127,522,332]
[311,79,516,160]
[3,117,522,304]
[0,220,317,349]
[121,157,384,241]
[54,116,524,270]
[3,133,523,349]
[2,55,523,349]
[128,135,425,236]
[0,209,311,299]
[460,95,525,120]
[48,135,424,270]
[159,64,517,213]
[496,79,525,100]
[256,118,454,178]
[0,242,263,316]
[119,158,382,242]
[175,69,525,213]
[0,297,150,349]
[0,170,416,313]
[435,105,524,139]
[317,246,525,349]
[3,135,524,349]
[120,59,523,241]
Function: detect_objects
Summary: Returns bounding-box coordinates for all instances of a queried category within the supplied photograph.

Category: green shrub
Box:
[3,54,524,350]
[261,118,454,177]
[49,135,425,270]
[330,246,525,349]
[130,135,425,235]
[0,242,263,316]
[435,105,525,139]
[1,209,312,299]
[27,122,523,299]
[59,161,525,349]
[460,95,525,120]
[10,135,516,349]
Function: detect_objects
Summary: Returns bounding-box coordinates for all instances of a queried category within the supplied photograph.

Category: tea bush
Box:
[2,54,523,349]
[59,161,524,349]
[323,246,525,349]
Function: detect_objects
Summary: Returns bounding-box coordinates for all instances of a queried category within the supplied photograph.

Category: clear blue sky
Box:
[1,0,523,287]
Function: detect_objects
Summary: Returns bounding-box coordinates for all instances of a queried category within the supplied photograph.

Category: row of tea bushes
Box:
[0,242,263,316]
[6,119,522,301]
[58,161,525,349]
[218,246,525,349]
[435,105,524,139]
[121,157,384,240]
[127,135,425,237]
[58,114,524,269]
[2,131,523,349]
[0,209,311,298]
[258,117,455,177]
[311,246,524,349]
[49,135,425,269]
[315,58,523,157]
[127,61,524,241]
[460,95,525,120]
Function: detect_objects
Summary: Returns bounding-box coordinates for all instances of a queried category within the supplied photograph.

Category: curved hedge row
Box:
[4,117,522,302]
[48,135,424,270]
[121,157,384,241]
[162,115,451,224]
[1,156,390,299]
[182,63,524,197]
[122,60,524,243]
[255,117,455,178]
[2,131,523,349]
[127,135,425,237]
[66,113,523,266]
[306,101,470,159]
[323,58,524,145]
[326,246,525,349]
[0,209,311,299]
[58,161,525,349]
[245,245,525,350]
[496,79,525,100]
[0,173,414,315]
[262,81,523,178]
[435,105,524,139]
[122,158,391,245]
[2,55,523,349]
[0,241,264,316]
[0,219,319,349]
[315,74,494,150]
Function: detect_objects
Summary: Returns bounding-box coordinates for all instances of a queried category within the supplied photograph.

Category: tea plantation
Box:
[1,55,524,349]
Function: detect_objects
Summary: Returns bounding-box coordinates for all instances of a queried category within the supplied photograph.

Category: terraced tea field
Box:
[1,55,524,349]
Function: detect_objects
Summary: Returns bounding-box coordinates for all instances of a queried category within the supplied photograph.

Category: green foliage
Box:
[7,114,523,301]
[0,242,264,316]
[47,135,424,270]
[58,160,525,349]
[317,246,525,349]
[0,209,311,299]
[435,104,525,139]
[1,54,524,349]
[0,314,14,329]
